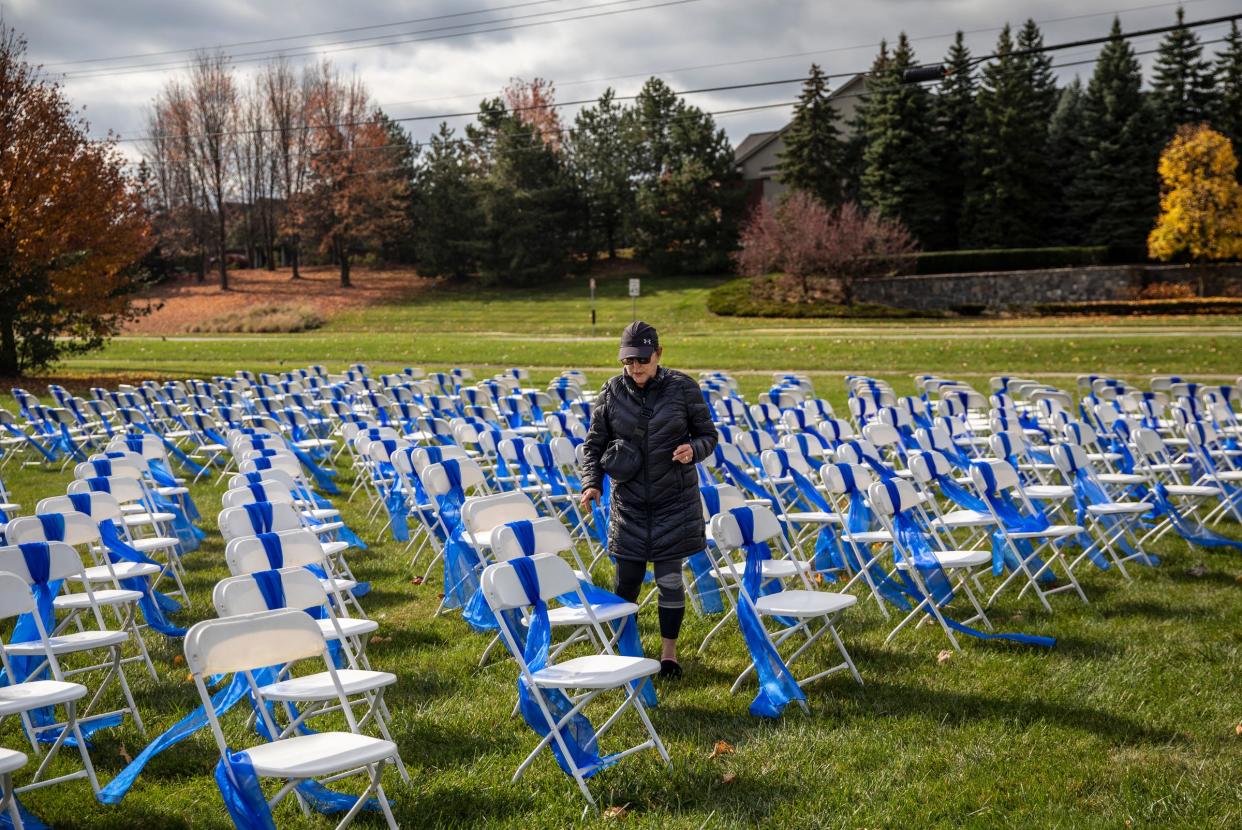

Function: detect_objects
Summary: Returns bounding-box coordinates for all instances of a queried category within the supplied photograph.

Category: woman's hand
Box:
[672,443,694,464]
[580,487,601,509]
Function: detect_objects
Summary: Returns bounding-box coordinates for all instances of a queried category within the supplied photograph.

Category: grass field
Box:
[5,272,1242,828]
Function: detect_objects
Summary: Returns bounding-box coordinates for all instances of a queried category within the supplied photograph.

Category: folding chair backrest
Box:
[862,422,902,450]
[759,448,812,479]
[227,469,301,493]
[0,571,35,619]
[5,512,100,546]
[74,457,145,482]
[1132,427,1167,458]
[734,430,775,456]
[221,484,296,509]
[700,484,746,519]
[821,462,873,494]
[709,505,782,550]
[239,454,304,480]
[36,492,124,524]
[217,502,304,541]
[833,439,881,466]
[212,567,327,618]
[491,518,573,562]
[460,492,538,535]
[224,530,325,575]
[185,608,325,677]
[867,478,919,517]
[480,553,580,612]
[907,449,951,484]
[421,458,487,499]
[1062,421,1097,446]
[66,475,149,507]
[0,541,86,583]
[1050,442,1091,477]
[969,459,1020,494]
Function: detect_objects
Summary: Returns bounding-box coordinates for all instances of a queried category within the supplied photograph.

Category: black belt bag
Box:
[600,404,652,483]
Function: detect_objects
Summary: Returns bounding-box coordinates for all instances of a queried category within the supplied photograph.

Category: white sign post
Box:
[628,278,640,320]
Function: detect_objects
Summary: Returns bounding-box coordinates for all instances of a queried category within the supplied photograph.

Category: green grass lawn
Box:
[5,273,1242,827]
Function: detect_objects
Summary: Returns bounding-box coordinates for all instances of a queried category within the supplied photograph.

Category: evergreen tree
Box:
[858,34,939,245]
[777,63,846,206]
[625,78,744,275]
[1046,79,1088,245]
[932,31,975,250]
[961,24,1053,248]
[1068,18,1158,247]
[412,123,483,279]
[471,98,581,285]
[1214,21,1242,153]
[1017,19,1058,125]
[1151,6,1218,143]
[568,88,633,260]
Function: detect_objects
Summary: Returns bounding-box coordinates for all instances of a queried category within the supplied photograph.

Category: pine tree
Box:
[932,31,975,250]
[961,24,1053,248]
[472,98,581,285]
[1017,19,1058,123]
[625,78,744,275]
[569,88,633,259]
[412,123,483,279]
[1046,79,1088,244]
[1151,6,1218,143]
[1214,21,1242,153]
[777,63,845,206]
[1068,18,1158,247]
[858,34,939,245]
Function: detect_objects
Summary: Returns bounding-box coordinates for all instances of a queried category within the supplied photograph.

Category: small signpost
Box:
[589,277,596,336]
[628,278,640,321]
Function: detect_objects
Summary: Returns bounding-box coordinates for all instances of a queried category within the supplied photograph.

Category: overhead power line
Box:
[58,0,699,81]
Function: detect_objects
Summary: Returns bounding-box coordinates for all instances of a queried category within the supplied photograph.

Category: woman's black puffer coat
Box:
[580,366,718,563]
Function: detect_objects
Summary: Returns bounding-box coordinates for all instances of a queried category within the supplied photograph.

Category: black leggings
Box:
[614,558,685,640]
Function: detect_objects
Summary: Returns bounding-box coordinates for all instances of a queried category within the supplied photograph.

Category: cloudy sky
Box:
[9,0,1241,162]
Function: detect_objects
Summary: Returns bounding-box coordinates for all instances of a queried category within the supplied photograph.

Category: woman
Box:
[579,321,718,678]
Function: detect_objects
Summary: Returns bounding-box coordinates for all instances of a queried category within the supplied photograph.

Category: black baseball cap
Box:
[619,321,659,360]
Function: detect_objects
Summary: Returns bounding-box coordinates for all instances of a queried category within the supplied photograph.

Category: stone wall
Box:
[853,263,1242,311]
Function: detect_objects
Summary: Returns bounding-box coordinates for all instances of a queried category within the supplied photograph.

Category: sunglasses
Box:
[621,356,652,366]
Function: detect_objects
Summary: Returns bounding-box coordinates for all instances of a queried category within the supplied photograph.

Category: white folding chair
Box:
[480,553,668,810]
[183,610,399,829]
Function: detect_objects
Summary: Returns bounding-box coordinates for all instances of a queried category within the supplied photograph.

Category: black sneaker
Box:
[659,659,683,680]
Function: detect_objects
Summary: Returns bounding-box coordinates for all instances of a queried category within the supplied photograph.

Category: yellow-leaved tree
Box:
[1148,124,1242,262]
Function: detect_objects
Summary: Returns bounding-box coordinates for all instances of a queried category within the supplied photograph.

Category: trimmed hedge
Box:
[911,245,1149,275]
[1034,297,1242,316]
[706,277,939,319]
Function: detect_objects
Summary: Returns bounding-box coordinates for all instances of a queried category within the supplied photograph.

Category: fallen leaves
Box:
[369,635,394,645]
[937,649,953,665]
[411,576,424,585]
[1186,564,1208,578]
[1234,573,1242,585]
[708,740,735,759]
[119,744,132,764]
[721,771,737,784]
[602,805,629,820]
[173,655,184,665]
[1234,723,1242,736]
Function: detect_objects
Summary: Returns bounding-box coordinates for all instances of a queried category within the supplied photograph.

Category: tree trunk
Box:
[290,234,301,280]
[338,240,351,288]
[196,250,206,282]
[607,226,617,260]
[217,210,229,290]
[0,315,19,377]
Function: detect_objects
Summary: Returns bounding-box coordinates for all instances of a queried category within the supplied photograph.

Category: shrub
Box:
[733,193,919,303]
[707,277,939,319]
[186,304,325,333]
[1138,281,1196,299]
[910,246,1126,274]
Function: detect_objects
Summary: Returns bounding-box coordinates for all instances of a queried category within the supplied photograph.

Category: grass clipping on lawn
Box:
[185,303,325,334]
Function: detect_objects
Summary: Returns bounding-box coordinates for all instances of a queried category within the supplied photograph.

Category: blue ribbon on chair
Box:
[507,556,620,778]
[1150,483,1242,551]
[1061,460,1153,569]
[728,508,806,718]
[133,422,205,476]
[714,448,781,518]
[769,451,842,579]
[973,463,1058,582]
[0,421,57,462]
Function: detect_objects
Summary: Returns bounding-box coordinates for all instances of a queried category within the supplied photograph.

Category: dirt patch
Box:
[126,266,431,334]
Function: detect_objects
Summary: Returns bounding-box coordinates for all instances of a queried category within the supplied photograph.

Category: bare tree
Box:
[262,58,311,279]
[186,51,237,289]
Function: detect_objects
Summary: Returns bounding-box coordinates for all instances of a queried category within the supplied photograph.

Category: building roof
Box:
[732,73,870,165]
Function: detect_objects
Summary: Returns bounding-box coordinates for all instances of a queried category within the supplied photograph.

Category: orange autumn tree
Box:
[0,25,151,376]
[503,77,563,151]
[303,62,409,287]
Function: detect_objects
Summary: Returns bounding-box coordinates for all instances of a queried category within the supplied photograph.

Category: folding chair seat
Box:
[184,610,399,828]
[906,450,997,542]
[481,553,667,809]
